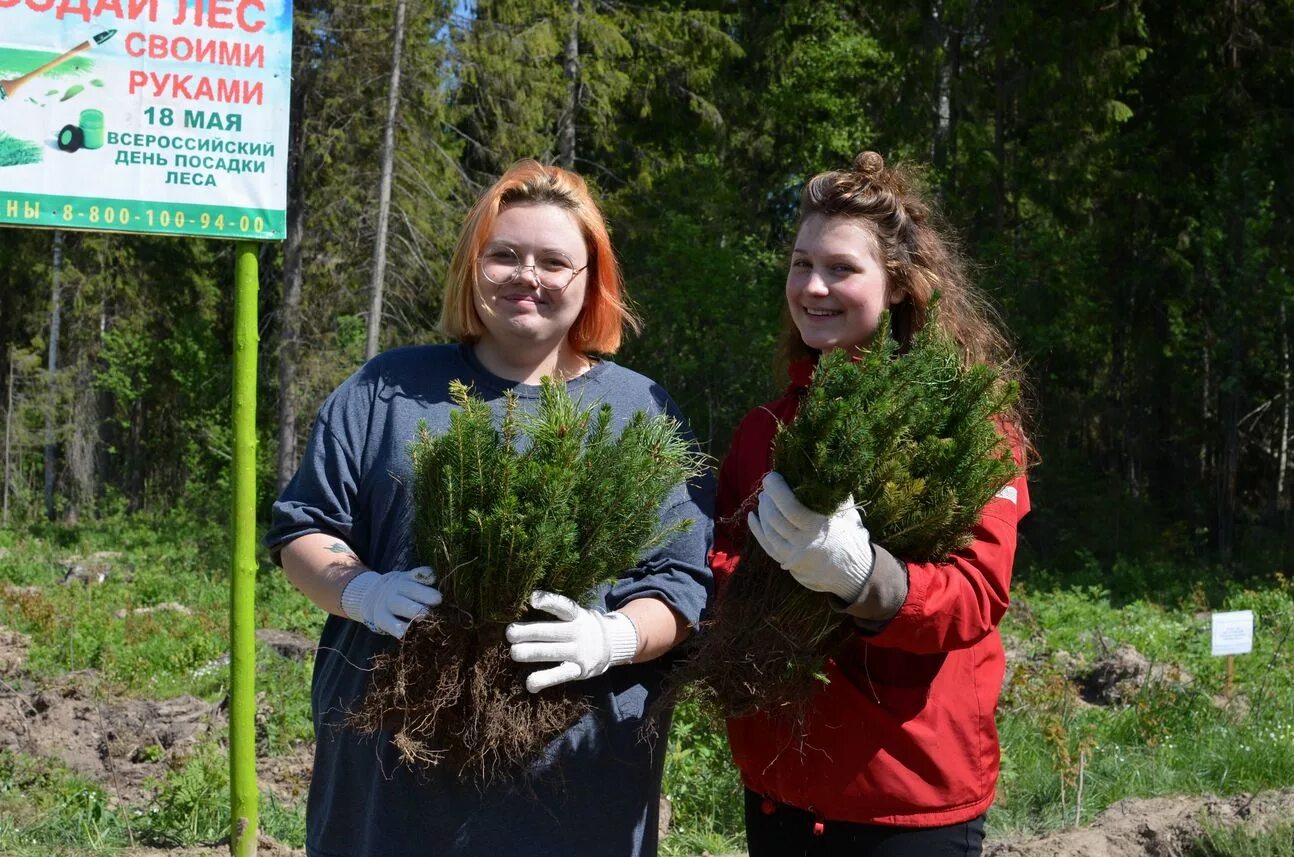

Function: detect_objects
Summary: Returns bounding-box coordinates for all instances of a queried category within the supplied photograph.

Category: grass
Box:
[1190,818,1294,856]
[128,741,306,848]
[0,749,126,854]
[661,701,745,856]
[990,574,1294,838]
[1,514,1293,855]
[0,744,306,854]
[0,513,316,852]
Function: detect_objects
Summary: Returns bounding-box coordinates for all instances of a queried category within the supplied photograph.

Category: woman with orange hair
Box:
[267,160,713,857]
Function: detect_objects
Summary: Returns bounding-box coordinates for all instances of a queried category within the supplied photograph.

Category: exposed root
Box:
[658,541,851,731]
[346,610,589,785]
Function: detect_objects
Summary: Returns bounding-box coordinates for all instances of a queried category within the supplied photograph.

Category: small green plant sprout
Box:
[411,379,700,623]
[351,378,704,780]
[678,299,1022,722]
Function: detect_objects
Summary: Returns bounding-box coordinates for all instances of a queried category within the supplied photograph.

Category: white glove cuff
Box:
[604,611,639,666]
[835,547,876,604]
[340,570,378,622]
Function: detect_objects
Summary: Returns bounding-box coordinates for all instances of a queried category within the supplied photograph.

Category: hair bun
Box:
[853,151,885,178]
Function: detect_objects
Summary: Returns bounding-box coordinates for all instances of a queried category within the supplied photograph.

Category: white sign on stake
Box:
[1211,610,1254,657]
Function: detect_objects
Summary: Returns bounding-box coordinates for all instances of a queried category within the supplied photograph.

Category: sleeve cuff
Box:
[607,567,711,631]
[828,543,909,632]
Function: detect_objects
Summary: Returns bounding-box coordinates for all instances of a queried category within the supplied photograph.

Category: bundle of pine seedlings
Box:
[679,305,1021,723]
[349,379,702,782]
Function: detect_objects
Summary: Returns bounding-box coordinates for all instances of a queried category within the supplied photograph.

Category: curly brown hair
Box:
[780,150,1034,460]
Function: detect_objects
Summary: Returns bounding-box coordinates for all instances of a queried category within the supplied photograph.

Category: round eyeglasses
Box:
[478,246,588,291]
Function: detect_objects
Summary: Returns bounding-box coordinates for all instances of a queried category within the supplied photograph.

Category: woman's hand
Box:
[339,566,442,638]
[506,591,639,693]
[748,472,875,602]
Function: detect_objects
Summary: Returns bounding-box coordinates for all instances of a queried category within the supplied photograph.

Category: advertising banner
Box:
[0,0,291,239]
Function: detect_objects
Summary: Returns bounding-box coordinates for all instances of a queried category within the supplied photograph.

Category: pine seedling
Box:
[681,301,1021,721]
[353,377,704,780]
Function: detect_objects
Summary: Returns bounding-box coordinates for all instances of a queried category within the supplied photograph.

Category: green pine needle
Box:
[410,378,704,624]
[774,301,1020,560]
[683,299,1023,720]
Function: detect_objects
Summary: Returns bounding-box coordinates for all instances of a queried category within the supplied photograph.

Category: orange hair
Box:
[439,159,640,355]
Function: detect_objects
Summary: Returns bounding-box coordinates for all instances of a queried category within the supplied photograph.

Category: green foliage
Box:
[683,310,1022,718]
[611,155,784,453]
[0,0,1288,574]
[454,0,737,174]
[0,750,127,853]
[256,649,317,754]
[736,0,892,187]
[1190,818,1294,857]
[130,739,305,848]
[776,307,1020,559]
[412,379,703,622]
[660,700,746,857]
[992,579,1294,836]
[132,743,229,846]
[0,739,308,854]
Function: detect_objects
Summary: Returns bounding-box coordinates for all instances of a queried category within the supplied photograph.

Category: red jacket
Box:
[711,359,1031,827]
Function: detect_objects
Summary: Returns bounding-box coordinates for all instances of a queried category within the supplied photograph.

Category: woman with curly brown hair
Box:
[711,151,1032,856]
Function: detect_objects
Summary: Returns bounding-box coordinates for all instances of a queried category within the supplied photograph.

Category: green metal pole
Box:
[230,242,260,857]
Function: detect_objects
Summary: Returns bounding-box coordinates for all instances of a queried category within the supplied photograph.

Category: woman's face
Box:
[785,214,902,353]
[473,202,589,350]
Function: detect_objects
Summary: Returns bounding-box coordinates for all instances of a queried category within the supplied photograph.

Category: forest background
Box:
[2,1,1294,854]
[2,0,1292,575]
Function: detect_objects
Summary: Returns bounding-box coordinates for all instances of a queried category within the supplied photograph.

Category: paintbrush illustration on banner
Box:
[0,30,116,102]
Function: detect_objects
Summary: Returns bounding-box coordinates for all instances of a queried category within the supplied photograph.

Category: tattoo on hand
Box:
[327,542,357,557]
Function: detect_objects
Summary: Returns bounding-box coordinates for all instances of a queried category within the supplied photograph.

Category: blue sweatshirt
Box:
[267,343,714,857]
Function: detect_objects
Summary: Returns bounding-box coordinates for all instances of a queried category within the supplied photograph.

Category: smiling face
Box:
[785,214,903,353]
[473,202,589,352]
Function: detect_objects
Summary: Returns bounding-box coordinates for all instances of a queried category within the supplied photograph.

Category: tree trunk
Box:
[1199,254,1213,483]
[928,0,964,188]
[1218,335,1240,563]
[127,398,144,512]
[3,353,13,526]
[1216,0,1244,564]
[278,82,308,492]
[1216,217,1242,563]
[365,0,408,362]
[66,360,98,522]
[993,0,1006,233]
[1279,302,1290,511]
[558,0,580,170]
[1108,250,1138,500]
[43,229,64,522]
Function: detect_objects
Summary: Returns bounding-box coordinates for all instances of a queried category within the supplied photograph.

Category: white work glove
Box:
[340,565,442,638]
[506,591,640,693]
[748,472,875,603]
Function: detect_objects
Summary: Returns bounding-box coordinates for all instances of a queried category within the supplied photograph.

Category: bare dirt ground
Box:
[0,625,312,856]
[5,624,1294,857]
[984,790,1294,857]
[0,669,222,805]
[121,836,303,857]
[705,790,1294,857]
